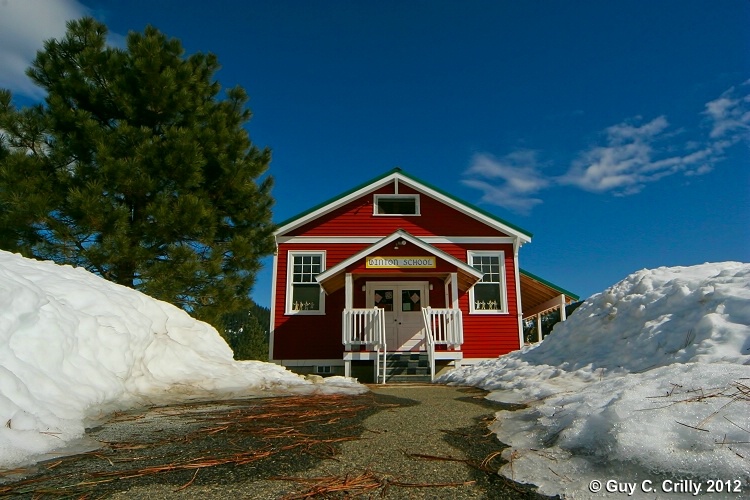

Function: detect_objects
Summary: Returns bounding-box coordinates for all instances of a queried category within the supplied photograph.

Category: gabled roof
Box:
[315,229,484,294]
[275,168,533,242]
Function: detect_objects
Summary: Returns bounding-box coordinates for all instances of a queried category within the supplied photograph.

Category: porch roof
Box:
[520,269,580,317]
[315,229,484,294]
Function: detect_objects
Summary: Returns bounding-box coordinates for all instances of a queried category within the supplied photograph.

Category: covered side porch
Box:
[520,269,580,344]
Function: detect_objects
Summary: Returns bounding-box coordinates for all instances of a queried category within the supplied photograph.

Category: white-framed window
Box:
[468,250,508,314]
[373,194,420,216]
[286,251,325,315]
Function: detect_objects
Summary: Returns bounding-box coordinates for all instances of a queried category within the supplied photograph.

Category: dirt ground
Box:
[0,384,553,499]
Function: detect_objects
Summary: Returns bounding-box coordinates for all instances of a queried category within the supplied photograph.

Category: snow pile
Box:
[440,262,750,498]
[0,250,365,469]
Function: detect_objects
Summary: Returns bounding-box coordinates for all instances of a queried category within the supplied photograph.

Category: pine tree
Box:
[223,304,270,360]
[0,18,275,328]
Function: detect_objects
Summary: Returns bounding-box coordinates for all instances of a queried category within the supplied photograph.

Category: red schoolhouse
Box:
[269,169,577,383]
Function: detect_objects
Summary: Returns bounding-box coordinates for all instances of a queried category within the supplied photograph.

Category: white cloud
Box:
[559,115,711,194]
[0,0,89,98]
[461,151,549,214]
[703,80,750,141]
[463,82,749,213]
[605,115,670,143]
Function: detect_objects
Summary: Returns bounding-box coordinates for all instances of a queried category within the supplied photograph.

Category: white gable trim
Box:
[277,235,517,244]
[276,174,395,236]
[397,175,532,244]
[275,171,532,244]
[315,229,483,285]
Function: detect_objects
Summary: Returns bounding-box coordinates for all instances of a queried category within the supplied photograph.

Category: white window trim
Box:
[373,193,420,216]
[467,250,509,315]
[285,250,326,315]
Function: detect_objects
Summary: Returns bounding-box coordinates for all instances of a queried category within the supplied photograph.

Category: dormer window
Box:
[374,194,420,216]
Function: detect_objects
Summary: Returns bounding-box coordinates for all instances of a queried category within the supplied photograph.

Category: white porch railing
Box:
[422,307,463,348]
[421,307,463,381]
[342,307,386,384]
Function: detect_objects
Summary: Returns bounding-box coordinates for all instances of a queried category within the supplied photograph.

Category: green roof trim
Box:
[276,167,533,238]
[520,268,580,301]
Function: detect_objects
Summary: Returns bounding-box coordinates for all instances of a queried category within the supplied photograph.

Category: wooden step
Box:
[383,352,431,383]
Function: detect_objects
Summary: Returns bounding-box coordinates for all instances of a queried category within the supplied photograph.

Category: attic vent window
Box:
[374,194,420,216]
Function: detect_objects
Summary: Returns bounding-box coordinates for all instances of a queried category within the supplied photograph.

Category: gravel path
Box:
[2,384,551,499]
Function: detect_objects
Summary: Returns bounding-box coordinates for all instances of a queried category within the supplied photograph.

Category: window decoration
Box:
[401,289,421,312]
[373,289,394,311]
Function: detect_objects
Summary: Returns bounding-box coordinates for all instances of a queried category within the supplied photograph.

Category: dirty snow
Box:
[0,250,365,470]
[440,262,750,499]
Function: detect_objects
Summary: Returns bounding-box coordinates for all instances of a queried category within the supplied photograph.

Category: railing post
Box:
[377,307,386,384]
[422,307,435,381]
[342,309,350,350]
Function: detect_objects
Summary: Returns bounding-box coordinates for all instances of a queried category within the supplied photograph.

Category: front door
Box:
[367,281,428,351]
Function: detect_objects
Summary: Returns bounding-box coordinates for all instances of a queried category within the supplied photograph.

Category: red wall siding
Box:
[433,242,520,358]
[273,240,520,360]
[287,184,507,237]
[272,243,368,360]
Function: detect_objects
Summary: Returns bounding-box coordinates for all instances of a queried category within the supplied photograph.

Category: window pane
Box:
[292,254,322,283]
[472,255,501,283]
[290,253,323,311]
[474,283,501,310]
[401,289,421,312]
[292,284,320,311]
[377,197,417,214]
[373,289,394,311]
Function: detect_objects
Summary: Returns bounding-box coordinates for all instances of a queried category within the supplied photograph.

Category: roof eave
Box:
[520,268,580,301]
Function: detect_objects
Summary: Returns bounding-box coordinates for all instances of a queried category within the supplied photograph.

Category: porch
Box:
[342,306,463,384]
[520,269,580,344]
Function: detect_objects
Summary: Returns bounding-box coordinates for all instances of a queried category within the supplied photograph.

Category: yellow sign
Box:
[365,256,436,269]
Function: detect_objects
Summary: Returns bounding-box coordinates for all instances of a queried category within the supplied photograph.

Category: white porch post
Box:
[450,272,459,309]
[536,314,542,343]
[345,273,353,309]
[344,273,352,378]
[560,294,567,321]
[513,240,524,348]
[268,250,279,362]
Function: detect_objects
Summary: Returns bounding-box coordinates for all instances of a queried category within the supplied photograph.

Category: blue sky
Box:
[2,0,748,307]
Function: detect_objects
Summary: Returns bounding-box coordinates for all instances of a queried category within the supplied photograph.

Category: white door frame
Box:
[365,280,429,351]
